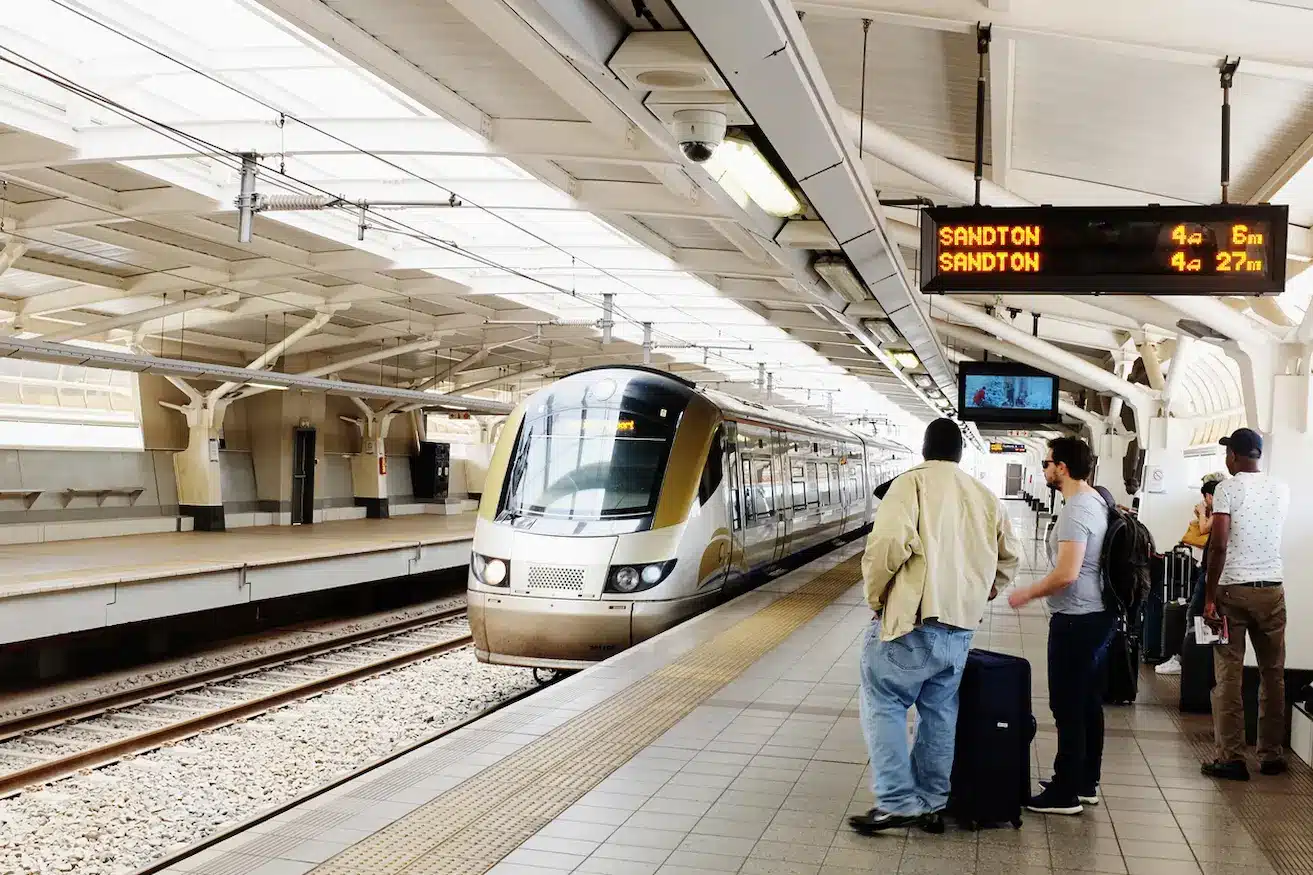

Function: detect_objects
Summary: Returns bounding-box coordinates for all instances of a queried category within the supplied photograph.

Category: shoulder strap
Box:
[1094,485,1116,513]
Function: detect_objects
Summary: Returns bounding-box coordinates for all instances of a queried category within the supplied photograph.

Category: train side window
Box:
[829,464,841,506]
[817,463,831,507]
[699,427,725,505]
[806,462,821,508]
[743,456,775,520]
[790,464,806,510]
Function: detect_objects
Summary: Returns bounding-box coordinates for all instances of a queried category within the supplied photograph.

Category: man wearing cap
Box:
[1201,428,1291,781]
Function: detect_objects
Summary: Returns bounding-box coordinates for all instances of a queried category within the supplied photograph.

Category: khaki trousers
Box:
[1211,585,1287,763]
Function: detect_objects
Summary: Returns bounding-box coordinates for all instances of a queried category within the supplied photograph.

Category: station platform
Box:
[0,513,476,645]
[154,509,1313,875]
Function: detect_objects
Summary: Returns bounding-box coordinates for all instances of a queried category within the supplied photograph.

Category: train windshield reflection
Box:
[501,405,674,521]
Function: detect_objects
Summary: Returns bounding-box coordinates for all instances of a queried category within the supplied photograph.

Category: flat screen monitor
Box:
[958,362,1059,424]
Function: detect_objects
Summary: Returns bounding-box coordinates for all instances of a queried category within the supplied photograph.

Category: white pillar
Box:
[172,403,225,531]
[1259,370,1313,671]
[345,406,396,518]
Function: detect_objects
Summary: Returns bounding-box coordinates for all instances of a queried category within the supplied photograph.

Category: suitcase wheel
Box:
[1011,817,1023,829]
[960,818,978,832]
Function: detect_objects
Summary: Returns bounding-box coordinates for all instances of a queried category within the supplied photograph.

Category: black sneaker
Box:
[1039,779,1099,805]
[1026,785,1083,816]
[1259,758,1288,776]
[1201,759,1250,781]
[848,809,923,834]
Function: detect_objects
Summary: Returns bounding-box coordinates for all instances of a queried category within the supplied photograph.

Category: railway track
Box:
[0,607,473,797]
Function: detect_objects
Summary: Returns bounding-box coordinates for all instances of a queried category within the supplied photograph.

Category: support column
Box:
[1261,368,1313,671]
[344,401,396,519]
[167,400,228,531]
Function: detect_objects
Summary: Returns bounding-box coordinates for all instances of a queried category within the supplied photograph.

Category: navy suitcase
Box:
[949,649,1035,830]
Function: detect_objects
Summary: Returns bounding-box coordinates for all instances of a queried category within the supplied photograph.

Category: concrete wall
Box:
[0,448,178,523]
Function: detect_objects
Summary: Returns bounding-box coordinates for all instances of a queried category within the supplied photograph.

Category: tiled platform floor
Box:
[161,504,1313,875]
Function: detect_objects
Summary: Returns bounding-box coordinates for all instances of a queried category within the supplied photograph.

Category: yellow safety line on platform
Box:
[309,556,863,875]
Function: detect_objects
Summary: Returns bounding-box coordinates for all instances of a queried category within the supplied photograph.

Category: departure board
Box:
[919,205,1288,295]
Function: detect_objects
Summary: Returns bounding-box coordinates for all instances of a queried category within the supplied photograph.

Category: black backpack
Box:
[1096,487,1155,624]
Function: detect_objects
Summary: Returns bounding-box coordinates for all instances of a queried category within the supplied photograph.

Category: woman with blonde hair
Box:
[1157,472,1226,675]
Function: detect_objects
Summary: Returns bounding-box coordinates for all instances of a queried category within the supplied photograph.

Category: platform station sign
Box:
[919,204,1288,295]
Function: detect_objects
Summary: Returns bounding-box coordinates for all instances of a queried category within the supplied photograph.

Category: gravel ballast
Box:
[0,645,535,875]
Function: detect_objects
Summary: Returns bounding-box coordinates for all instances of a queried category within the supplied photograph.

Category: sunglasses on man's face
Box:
[1042,460,1057,469]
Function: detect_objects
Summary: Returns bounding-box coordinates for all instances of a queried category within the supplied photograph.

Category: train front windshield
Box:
[500,404,676,524]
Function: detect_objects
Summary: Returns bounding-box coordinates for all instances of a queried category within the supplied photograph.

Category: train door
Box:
[740,452,780,570]
[291,427,316,525]
[723,424,745,583]
[1005,463,1023,497]
[772,430,790,563]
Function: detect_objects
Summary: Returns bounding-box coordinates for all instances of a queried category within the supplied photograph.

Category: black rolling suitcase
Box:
[1179,628,1215,713]
[1142,581,1165,662]
[1160,548,1196,662]
[1104,620,1140,705]
[949,649,1035,830]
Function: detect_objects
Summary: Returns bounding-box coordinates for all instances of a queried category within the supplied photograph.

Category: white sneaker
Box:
[1155,655,1182,676]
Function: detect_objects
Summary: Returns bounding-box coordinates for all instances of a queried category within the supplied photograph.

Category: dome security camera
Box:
[672,109,727,163]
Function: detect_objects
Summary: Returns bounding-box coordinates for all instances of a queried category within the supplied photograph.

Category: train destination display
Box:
[920,204,1288,295]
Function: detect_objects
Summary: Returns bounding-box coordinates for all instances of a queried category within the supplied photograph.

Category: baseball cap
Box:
[1220,427,1262,459]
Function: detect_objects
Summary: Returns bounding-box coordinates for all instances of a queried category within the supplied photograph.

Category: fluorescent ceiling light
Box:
[704,139,802,218]
[248,381,290,391]
[863,318,902,345]
[814,255,869,304]
[892,352,921,371]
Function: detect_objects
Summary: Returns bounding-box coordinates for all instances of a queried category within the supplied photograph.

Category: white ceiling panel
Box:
[1013,39,1313,205]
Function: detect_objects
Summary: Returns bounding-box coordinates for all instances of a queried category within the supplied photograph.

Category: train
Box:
[466,366,915,670]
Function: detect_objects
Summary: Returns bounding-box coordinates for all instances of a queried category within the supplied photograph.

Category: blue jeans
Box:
[858,621,974,815]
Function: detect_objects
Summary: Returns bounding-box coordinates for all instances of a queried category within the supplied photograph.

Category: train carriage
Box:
[467,366,912,670]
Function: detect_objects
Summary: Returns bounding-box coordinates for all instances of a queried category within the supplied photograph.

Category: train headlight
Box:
[611,566,641,593]
[472,553,510,587]
[605,560,676,594]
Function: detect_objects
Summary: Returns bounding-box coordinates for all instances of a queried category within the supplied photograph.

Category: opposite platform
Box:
[0,513,475,644]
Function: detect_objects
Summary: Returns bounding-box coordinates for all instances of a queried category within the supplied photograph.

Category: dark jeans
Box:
[1048,611,1116,796]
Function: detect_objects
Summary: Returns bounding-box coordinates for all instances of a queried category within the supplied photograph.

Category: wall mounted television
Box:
[958,362,1060,424]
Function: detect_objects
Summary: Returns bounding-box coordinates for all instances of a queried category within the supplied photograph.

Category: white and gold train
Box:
[467,366,914,670]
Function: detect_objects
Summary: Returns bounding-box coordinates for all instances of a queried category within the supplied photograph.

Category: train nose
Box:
[507,533,618,600]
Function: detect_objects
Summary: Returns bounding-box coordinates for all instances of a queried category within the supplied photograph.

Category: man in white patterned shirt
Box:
[1201,428,1291,781]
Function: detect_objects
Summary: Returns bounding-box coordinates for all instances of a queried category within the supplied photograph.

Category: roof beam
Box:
[39,292,240,343]
[48,118,672,168]
[932,297,1157,410]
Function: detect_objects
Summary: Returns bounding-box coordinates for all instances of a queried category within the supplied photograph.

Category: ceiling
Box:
[3,0,1313,446]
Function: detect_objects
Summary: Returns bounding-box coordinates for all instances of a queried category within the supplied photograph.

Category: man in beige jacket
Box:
[850,419,1020,834]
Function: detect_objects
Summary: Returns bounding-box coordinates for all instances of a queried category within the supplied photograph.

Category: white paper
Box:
[1194,615,1229,645]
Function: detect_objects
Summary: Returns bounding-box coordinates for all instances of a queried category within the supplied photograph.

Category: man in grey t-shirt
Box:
[1009,437,1113,816]
[1046,491,1109,616]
